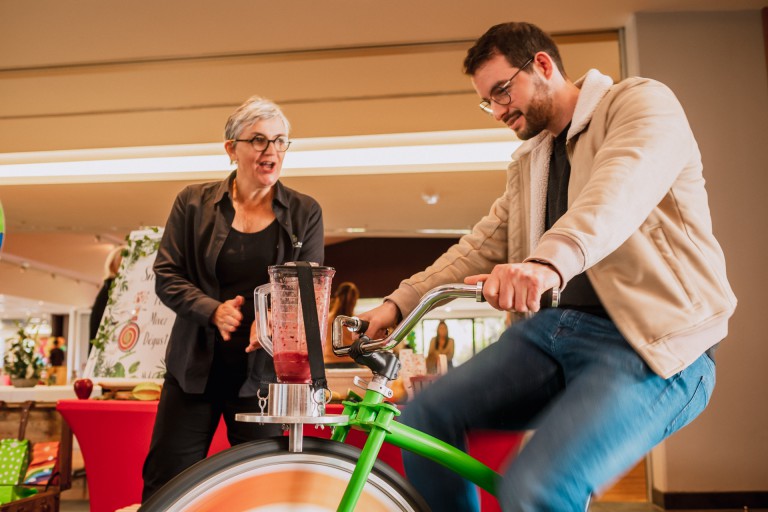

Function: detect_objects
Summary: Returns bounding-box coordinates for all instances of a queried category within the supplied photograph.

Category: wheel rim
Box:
[165,453,418,512]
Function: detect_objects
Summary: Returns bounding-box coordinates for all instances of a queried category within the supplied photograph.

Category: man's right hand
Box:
[357,300,401,339]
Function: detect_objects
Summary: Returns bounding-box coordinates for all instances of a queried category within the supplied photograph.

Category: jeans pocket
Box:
[665,375,711,437]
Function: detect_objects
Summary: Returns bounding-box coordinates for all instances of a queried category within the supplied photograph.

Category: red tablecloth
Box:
[57,399,521,512]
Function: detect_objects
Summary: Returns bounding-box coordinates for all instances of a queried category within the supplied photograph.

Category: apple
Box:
[73,378,93,400]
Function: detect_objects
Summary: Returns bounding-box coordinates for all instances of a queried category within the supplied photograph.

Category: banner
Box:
[84,228,173,384]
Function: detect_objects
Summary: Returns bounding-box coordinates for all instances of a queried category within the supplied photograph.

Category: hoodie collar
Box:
[512,69,614,160]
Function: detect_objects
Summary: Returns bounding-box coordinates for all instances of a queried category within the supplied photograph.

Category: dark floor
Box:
[59,500,767,512]
[590,505,765,512]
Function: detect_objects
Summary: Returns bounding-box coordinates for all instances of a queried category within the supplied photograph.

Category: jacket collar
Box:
[214,171,236,205]
[512,69,614,160]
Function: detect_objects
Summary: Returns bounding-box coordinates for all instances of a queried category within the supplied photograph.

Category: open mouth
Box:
[258,161,277,171]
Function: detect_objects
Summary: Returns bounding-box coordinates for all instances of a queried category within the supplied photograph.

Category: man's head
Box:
[465,22,569,140]
[464,22,565,78]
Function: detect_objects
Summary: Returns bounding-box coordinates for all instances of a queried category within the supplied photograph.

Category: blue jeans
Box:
[401,309,716,512]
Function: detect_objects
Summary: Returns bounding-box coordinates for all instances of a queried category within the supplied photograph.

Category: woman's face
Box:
[437,323,448,338]
[225,117,288,189]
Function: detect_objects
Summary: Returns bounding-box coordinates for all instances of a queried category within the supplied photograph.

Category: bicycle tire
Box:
[140,436,430,512]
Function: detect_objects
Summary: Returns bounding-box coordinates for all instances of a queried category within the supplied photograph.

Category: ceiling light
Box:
[0,129,522,185]
[421,193,440,205]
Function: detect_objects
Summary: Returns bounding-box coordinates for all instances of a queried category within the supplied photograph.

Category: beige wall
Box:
[632,10,768,492]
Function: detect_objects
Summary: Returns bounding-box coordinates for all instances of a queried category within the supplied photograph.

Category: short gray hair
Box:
[224,96,291,141]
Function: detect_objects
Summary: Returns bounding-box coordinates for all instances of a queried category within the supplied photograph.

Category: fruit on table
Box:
[131,382,162,400]
[73,378,94,399]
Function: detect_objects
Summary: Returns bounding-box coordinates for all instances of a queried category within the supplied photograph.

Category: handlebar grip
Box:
[541,286,560,309]
[356,319,370,334]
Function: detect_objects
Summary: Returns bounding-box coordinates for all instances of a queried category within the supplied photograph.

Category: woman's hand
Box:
[212,295,244,341]
[246,320,262,353]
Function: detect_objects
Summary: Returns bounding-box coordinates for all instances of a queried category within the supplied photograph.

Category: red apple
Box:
[73,378,93,400]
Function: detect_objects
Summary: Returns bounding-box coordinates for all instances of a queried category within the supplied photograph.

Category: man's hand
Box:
[465,262,561,313]
[357,300,401,339]
[212,295,244,341]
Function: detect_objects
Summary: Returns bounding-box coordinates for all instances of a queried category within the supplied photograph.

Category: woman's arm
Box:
[153,187,221,326]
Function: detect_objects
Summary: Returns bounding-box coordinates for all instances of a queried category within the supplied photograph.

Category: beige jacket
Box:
[387,70,737,379]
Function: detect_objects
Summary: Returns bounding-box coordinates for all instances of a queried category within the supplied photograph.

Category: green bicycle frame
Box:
[330,389,500,512]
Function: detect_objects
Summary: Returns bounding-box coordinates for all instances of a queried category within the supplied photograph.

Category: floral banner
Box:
[84,228,173,384]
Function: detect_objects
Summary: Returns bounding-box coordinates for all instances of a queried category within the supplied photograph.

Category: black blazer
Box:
[154,172,324,394]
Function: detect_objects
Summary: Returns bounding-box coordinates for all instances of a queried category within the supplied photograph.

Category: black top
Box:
[546,124,609,319]
[49,347,65,367]
[154,173,325,395]
[89,278,114,342]
[213,220,278,370]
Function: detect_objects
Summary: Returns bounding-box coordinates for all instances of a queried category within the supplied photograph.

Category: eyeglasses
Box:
[232,134,292,152]
[478,57,534,115]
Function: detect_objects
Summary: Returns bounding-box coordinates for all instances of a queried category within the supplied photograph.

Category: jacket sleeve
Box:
[530,80,697,283]
[154,187,221,326]
[296,199,325,265]
[386,183,512,317]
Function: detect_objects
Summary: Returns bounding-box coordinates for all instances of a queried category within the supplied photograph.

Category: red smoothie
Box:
[273,351,311,383]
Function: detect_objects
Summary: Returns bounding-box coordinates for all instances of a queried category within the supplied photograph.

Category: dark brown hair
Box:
[331,282,359,317]
[463,22,566,77]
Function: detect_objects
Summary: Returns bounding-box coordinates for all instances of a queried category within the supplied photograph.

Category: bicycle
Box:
[140,282,559,512]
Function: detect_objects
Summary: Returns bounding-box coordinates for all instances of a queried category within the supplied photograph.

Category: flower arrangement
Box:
[3,323,45,383]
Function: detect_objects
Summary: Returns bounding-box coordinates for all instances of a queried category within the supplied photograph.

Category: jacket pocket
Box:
[647,225,702,309]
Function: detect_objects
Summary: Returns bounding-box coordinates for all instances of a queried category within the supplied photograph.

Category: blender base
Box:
[234,413,349,425]
[234,413,349,452]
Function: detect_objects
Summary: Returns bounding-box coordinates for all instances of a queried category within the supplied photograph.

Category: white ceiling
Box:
[0,0,764,318]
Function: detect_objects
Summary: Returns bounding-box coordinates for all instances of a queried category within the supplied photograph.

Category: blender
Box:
[237,261,344,451]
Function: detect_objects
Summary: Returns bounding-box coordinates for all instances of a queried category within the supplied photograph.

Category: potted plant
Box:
[3,323,45,387]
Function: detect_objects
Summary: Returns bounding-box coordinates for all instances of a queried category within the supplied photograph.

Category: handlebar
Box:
[332,282,560,357]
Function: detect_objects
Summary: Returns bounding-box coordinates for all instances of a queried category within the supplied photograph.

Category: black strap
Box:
[295,262,327,391]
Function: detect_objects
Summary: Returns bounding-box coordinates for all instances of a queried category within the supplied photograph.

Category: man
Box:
[360,22,736,511]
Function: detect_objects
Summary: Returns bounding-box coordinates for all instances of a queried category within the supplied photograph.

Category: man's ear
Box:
[532,51,557,80]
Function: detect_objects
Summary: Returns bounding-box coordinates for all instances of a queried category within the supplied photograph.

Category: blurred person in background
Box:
[324,281,360,366]
[88,244,126,351]
[426,320,454,373]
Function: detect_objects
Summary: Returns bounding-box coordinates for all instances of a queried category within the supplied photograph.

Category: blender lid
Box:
[269,262,335,273]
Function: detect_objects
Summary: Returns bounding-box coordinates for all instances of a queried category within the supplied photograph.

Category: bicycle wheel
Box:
[140,436,429,512]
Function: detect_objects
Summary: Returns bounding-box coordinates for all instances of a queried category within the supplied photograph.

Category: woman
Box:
[426,321,454,374]
[88,244,126,348]
[324,281,360,366]
[142,96,324,501]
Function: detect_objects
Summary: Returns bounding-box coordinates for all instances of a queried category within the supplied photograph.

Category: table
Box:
[57,400,230,512]
[0,385,101,403]
[57,399,522,512]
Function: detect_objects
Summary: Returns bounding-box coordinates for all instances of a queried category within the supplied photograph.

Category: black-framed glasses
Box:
[478,57,534,115]
[232,134,292,152]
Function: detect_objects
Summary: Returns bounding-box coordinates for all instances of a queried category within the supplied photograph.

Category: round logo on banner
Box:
[0,201,5,252]
[117,322,140,352]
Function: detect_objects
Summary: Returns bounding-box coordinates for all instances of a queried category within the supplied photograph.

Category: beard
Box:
[505,75,554,140]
